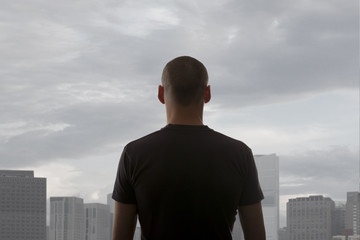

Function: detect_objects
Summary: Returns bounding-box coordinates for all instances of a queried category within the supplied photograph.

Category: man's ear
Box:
[158,85,165,104]
[204,85,211,103]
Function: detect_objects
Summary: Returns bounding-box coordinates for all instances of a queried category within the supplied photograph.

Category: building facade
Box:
[254,154,279,240]
[333,202,346,236]
[107,193,114,240]
[85,203,111,240]
[0,170,46,240]
[107,193,114,214]
[287,195,335,240]
[231,154,279,240]
[345,192,360,236]
[49,197,84,240]
[231,214,244,240]
[278,227,287,240]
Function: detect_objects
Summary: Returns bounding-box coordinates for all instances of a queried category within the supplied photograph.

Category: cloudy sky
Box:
[1,0,358,226]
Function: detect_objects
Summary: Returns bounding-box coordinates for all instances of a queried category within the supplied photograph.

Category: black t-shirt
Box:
[113,124,263,240]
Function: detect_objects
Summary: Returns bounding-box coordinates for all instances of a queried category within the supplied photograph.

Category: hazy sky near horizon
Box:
[1,0,358,226]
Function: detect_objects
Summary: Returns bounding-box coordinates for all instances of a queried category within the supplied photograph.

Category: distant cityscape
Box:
[0,154,359,240]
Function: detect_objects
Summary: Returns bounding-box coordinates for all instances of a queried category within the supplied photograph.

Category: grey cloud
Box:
[1,0,358,175]
[199,0,357,107]
[1,98,164,168]
[280,146,358,200]
[3,0,357,108]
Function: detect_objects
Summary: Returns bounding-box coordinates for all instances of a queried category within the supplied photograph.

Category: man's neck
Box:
[166,105,204,126]
[167,118,204,126]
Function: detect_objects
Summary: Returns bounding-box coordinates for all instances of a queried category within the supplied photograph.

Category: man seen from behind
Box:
[112,56,266,240]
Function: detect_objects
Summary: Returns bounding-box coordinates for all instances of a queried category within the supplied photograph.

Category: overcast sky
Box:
[1,0,358,227]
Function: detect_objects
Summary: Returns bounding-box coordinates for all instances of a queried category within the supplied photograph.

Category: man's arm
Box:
[112,201,137,240]
[238,202,266,240]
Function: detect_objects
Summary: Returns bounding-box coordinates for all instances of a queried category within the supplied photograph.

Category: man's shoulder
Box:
[125,128,163,148]
[210,129,252,152]
[124,125,251,153]
[210,128,245,143]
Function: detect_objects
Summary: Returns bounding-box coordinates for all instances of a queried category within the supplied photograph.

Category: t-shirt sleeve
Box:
[112,146,137,204]
[238,148,264,206]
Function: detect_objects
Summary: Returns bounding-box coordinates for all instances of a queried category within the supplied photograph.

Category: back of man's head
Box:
[161,56,208,106]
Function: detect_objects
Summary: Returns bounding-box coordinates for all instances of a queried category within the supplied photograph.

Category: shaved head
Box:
[161,56,208,106]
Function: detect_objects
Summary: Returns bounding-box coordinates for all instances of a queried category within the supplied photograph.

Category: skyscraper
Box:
[254,154,280,240]
[84,203,111,240]
[333,202,346,236]
[0,170,46,240]
[345,192,360,236]
[107,193,114,240]
[231,214,244,240]
[231,153,279,240]
[287,195,335,240]
[50,196,84,240]
[107,193,114,214]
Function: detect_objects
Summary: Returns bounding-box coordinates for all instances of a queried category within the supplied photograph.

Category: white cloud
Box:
[32,162,83,198]
[0,121,71,142]
[90,191,100,201]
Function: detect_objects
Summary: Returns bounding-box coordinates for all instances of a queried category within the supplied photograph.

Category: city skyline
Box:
[3,151,356,230]
[3,149,358,228]
[45,185,360,233]
[1,0,358,231]
[1,169,358,239]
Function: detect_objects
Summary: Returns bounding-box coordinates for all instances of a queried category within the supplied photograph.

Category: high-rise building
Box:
[0,170,46,240]
[231,154,279,240]
[134,226,141,240]
[278,227,287,240]
[231,214,244,240]
[348,236,360,240]
[345,192,360,236]
[254,154,279,240]
[107,193,114,214]
[287,195,335,240]
[107,193,114,240]
[85,203,111,240]
[333,236,346,240]
[333,202,346,236]
[49,197,84,240]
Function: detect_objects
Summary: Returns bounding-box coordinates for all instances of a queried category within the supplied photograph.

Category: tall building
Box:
[278,227,287,240]
[85,203,111,240]
[134,226,141,240]
[107,193,114,240]
[107,193,114,214]
[231,154,279,240]
[333,202,346,236]
[231,214,244,240]
[254,154,279,240]
[345,192,360,236]
[50,197,84,240]
[333,236,346,240]
[0,170,46,240]
[287,195,335,240]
